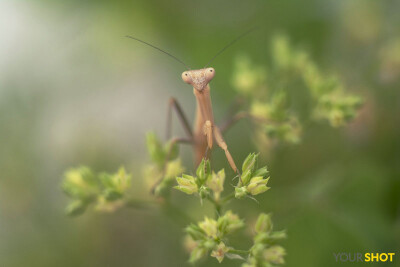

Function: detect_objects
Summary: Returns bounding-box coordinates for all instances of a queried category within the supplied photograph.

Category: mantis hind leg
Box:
[166,97,193,140]
[151,98,194,194]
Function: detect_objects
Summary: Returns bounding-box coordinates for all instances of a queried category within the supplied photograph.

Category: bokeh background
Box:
[1,0,399,266]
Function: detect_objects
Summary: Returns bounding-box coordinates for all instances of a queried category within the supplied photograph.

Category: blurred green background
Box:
[1,0,399,266]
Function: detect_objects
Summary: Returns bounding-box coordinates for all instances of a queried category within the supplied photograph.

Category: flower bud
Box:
[199,217,218,238]
[263,245,286,265]
[235,186,248,199]
[211,242,229,263]
[185,224,206,240]
[255,213,273,234]
[199,185,210,199]
[165,159,184,180]
[175,174,198,195]
[206,169,225,200]
[242,153,258,173]
[189,247,207,264]
[247,176,270,195]
[196,159,211,182]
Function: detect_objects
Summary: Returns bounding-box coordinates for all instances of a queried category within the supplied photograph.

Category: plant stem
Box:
[221,191,235,204]
[207,195,222,218]
[228,248,250,255]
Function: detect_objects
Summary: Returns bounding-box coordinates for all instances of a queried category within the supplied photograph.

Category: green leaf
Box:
[185,223,206,240]
[253,167,269,178]
[65,200,88,216]
[146,132,165,167]
[242,153,257,173]
[189,247,208,264]
[103,188,123,201]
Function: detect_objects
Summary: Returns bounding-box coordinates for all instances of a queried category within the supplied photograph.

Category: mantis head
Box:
[127,27,256,92]
[181,68,215,91]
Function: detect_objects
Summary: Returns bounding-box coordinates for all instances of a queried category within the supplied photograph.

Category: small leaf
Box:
[66,200,87,216]
[146,132,165,167]
[225,253,245,260]
[253,167,269,178]
[255,213,273,234]
[103,188,123,201]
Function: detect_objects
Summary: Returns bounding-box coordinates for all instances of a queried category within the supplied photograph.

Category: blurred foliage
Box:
[143,132,184,196]
[63,166,132,215]
[232,35,362,151]
[1,0,400,267]
[175,156,282,265]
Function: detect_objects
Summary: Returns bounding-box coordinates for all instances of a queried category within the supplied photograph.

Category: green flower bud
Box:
[199,217,218,238]
[222,210,244,233]
[242,153,258,173]
[175,174,198,195]
[263,245,286,265]
[199,218,219,239]
[165,159,184,180]
[199,185,210,199]
[206,169,225,201]
[254,232,269,244]
[247,176,270,195]
[217,211,244,237]
[253,166,269,178]
[196,159,211,182]
[100,167,131,199]
[269,230,287,242]
[241,169,253,186]
[250,243,265,257]
[255,213,273,234]
[203,239,217,250]
[211,242,229,263]
[62,166,98,200]
[189,246,208,264]
[185,224,206,240]
[235,186,248,199]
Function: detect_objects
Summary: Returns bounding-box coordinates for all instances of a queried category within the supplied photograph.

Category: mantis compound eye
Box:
[181,71,192,84]
[206,68,215,80]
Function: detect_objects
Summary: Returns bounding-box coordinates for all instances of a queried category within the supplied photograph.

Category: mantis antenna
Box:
[204,26,258,68]
[126,35,191,70]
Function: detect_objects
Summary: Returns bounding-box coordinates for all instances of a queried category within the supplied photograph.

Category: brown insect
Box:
[127,28,255,190]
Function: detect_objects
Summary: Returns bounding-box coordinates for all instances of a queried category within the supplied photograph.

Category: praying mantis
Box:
[127,28,255,190]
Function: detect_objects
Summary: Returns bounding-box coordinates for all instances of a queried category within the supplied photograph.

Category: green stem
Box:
[207,195,221,218]
[228,248,250,255]
[221,191,235,204]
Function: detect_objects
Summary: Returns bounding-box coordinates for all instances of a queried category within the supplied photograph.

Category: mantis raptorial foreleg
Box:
[203,120,213,149]
[213,126,238,173]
